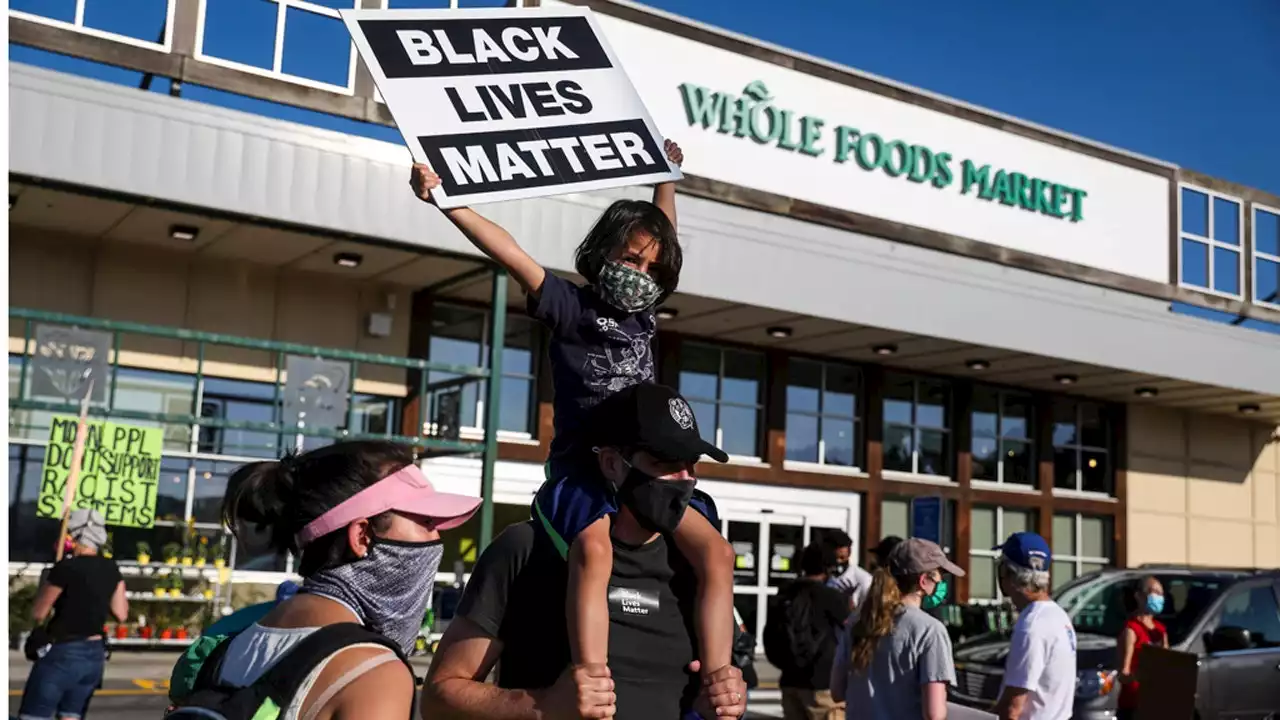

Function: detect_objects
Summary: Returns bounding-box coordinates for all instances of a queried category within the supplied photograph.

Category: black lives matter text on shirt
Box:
[357,16,611,79]
[419,119,666,198]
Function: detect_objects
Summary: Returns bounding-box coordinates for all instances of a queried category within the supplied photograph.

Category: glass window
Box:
[678,344,764,458]
[969,506,1037,601]
[1179,186,1243,298]
[1215,585,1280,649]
[971,388,1036,487]
[1062,573,1227,646]
[882,374,951,477]
[427,304,538,435]
[113,368,198,452]
[785,360,861,468]
[200,377,283,459]
[881,499,909,541]
[1255,207,1280,309]
[1052,400,1113,495]
[1051,513,1112,592]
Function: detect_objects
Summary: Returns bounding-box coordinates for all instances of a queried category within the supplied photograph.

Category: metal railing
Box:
[9,307,490,455]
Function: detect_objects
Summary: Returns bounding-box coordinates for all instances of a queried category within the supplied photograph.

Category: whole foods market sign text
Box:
[679,81,1087,222]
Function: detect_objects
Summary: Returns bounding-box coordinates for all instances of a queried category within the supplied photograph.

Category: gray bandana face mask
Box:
[597,261,662,313]
[302,537,443,654]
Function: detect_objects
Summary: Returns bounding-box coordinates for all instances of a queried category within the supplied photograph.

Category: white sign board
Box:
[559,2,1171,283]
[341,7,681,208]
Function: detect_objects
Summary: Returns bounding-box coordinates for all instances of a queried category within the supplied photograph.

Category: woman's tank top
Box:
[1119,618,1166,709]
[216,623,398,720]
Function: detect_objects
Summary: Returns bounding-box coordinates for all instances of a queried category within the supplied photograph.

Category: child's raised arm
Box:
[652,140,684,230]
[410,164,547,297]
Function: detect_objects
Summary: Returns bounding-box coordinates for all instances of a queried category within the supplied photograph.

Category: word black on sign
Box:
[343,6,679,208]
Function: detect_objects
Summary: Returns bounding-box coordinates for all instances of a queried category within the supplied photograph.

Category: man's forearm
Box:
[422,678,544,720]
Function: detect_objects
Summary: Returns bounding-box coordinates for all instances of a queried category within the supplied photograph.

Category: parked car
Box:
[949,566,1280,719]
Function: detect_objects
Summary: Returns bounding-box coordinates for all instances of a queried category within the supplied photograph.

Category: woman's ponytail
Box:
[849,567,905,672]
[221,454,300,555]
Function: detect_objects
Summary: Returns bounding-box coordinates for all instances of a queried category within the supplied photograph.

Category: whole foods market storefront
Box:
[8,0,1280,650]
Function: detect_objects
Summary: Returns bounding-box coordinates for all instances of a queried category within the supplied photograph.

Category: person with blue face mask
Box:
[1117,576,1168,720]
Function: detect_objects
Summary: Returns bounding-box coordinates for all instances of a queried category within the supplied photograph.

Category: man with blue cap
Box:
[990,532,1076,720]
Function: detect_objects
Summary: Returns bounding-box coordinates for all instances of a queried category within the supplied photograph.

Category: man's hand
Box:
[663,139,684,167]
[538,664,616,720]
[688,661,747,719]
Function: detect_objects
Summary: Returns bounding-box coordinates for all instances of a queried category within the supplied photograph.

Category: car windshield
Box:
[1054,573,1230,645]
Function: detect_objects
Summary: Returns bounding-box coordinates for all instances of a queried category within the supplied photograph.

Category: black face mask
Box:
[617,464,695,535]
[832,563,850,577]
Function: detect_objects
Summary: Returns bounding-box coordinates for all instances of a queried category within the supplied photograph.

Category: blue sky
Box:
[8,0,1279,334]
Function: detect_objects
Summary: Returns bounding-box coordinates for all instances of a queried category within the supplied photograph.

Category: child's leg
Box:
[567,516,613,668]
[672,509,736,678]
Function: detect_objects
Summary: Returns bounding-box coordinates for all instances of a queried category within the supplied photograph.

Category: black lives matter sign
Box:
[342,7,679,208]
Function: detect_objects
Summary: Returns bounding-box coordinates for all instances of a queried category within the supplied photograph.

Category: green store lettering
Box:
[677,80,1087,223]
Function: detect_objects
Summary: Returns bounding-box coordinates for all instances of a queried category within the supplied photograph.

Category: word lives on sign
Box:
[37,416,162,528]
[343,7,680,207]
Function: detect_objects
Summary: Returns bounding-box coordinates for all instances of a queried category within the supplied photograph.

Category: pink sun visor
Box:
[295,464,481,549]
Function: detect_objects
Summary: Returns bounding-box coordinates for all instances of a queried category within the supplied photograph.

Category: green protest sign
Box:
[37,416,161,528]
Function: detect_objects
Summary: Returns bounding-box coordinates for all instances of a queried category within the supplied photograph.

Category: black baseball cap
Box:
[581,383,730,464]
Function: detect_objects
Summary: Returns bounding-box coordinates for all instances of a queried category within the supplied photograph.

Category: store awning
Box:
[10,63,1280,422]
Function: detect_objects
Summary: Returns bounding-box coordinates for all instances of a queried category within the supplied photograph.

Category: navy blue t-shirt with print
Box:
[529,270,657,464]
[527,270,657,550]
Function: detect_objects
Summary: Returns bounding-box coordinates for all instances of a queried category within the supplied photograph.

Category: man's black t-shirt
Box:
[456,521,699,720]
[775,579,850,690]
[45,555,122,642]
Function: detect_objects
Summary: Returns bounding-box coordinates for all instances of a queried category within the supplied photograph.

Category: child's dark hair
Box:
[574,199,682,303]
[221,440,415,577]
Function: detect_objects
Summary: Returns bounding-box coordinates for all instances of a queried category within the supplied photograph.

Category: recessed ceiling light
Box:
[766,326,793,339]
[1239,403,1261,415]
[333,252,363,268]
[872,344,897,356]
[1135,387,1159,398]
[1054,374,1078,386]
[169,224,199,242]
[656,307,679,321]
[966,359,990,371]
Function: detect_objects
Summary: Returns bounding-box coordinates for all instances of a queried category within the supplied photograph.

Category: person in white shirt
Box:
[825,533,901,612]
[991,532,1077,720]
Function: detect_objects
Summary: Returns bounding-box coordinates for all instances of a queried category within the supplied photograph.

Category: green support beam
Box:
[478,267,508,550]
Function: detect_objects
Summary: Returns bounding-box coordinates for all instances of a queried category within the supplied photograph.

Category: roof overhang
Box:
[9,63,1280,422]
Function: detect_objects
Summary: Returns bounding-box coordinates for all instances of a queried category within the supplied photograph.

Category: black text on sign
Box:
[419,120,666,196]
[357,16,612,78]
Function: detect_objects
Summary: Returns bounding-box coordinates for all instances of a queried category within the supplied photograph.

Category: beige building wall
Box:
[8,226,415,395]
[1128,404,1280,568]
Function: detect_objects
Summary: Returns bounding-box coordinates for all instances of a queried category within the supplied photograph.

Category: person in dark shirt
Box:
[421,384,748,720]
[20,509,128,720]
[766,543,851,720]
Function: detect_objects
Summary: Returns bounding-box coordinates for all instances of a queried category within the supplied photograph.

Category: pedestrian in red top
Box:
[1116,575,1168,719]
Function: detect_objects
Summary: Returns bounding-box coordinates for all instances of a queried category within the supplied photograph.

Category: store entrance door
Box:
[722,513,850,650]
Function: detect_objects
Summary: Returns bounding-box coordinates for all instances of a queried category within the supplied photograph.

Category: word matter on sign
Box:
[342,7,679,208]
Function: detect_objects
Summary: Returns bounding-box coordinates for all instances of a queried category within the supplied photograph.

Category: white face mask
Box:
[302,537,443,653]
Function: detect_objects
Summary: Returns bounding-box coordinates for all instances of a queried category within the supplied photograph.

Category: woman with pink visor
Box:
[185,441,479,719]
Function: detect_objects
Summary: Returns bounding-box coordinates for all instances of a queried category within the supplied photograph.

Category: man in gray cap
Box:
[19,509,129,720]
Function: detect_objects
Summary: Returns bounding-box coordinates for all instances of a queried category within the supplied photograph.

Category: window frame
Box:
[1252,204,1280,310]
[784,359,863,472]
[969,387,1036,489]
[427,302,539,440]
[1051,399,1114,497]
[1178,183,1245,300]
[882,374,953,479]
[1052,513,1113,590]
[679,342,766,461]
[968,505,1040,604]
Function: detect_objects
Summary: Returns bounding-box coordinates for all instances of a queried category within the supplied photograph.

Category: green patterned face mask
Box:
[598,261,662,312]
[922,578,949,610]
